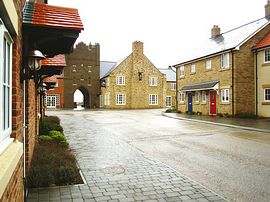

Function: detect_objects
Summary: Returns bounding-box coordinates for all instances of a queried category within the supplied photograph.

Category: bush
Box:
[39,135,52,142]
[27,142,83,188]
[49,130,68,145]
[39,116,63,136]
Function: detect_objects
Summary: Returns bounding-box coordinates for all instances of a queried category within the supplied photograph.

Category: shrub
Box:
[48,130,68,145]
[39,135,52,142]
[39,116,63,136]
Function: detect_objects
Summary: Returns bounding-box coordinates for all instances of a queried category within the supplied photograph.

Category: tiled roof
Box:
[181,80,219,91]
[100,61,117,79]
[23,2,84,31]
[256,32,270,49]
[174,17,270,66]
[43,75,58,83]
[159,68,176,82]
[42,54,66,67]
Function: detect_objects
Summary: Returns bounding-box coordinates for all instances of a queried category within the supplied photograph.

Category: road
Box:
[48,109,270,202]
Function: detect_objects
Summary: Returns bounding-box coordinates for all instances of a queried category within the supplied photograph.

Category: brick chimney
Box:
[211,25,221,38]
[265,0,270,17]
[132,41,144,57]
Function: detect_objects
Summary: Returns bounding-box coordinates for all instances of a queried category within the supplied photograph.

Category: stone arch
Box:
[73,86,90,109]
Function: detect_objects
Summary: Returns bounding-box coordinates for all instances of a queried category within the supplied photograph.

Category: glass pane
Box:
[7,42,10,84]
[3,38,6,83]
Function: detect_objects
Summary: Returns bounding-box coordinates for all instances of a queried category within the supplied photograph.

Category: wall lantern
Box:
[138,72,142,80]
[22,50,46,87]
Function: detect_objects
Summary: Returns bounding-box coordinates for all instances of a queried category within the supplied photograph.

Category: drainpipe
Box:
[231,50,235,117]
[255,50,258,116]
[23,68,27,201]
[175,66,178,111]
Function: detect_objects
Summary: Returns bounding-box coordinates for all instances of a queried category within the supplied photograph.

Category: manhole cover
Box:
[101,166,125,176]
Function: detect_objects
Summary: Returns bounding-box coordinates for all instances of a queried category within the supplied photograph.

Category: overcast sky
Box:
[51,0,267,68]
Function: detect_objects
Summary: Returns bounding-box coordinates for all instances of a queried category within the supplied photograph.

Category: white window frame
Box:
[264,88,270,102]
[116,94,126,105]
[100,95,104,107]
[194,91,200,103]
[45,94,59,108]
[191,64,196,73]
[221,53,229,69]
[221,89,230,103]
[206,60,212,69]
[116,76,125,85]
[149,94,158,105]
[104,93,110,105]
[149,77,158,86]
[106,77,110,87]
[180,66,185,77]
[0,19,13,154]
[171,83,176,90]
[179,91,185,103]
[166,96,172,107]
[202,91,206,103]
[264,49,270,63]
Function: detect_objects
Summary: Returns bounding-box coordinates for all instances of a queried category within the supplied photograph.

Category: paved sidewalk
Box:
[163,112,270,133]
[27,112,226,202]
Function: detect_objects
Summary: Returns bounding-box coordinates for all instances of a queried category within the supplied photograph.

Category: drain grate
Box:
[100,166,125,176]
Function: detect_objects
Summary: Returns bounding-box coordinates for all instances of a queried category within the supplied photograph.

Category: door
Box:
[46,95,57,108]
[209,91,216,115]
[166,96,172,107]
[188,93,193,113]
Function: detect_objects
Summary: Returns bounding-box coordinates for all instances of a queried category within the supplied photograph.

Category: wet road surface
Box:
[47,109,270,202]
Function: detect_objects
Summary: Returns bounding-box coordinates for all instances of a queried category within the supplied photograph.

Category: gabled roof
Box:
[174,17,270,66]
[23,2,83,30]
[159,68,176,82]
[42,54,66,67]
[255,32,270,49]
[100,61,117,79]
[100,56,128,79]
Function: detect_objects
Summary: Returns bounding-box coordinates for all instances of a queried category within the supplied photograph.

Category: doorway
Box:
[188,93,193,113]
[209,91,217,115]
[73,87,90,110]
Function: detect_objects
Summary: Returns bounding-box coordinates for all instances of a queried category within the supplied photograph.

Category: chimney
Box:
[265,0,270,17]
[132,41,144,57]
[211,25,221,38]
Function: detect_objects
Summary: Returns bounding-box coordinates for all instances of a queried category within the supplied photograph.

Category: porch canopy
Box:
[181,80,219,91]
[40,54,66,76]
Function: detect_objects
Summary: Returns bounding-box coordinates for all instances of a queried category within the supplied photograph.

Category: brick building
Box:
[100,41,166,109]
[0,0,83,201]
[64,42,100,109]
[173,2,270,117]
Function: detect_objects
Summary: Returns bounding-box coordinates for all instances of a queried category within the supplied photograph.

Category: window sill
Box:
[219,68,230,72]
[0,140,23,198]
[205,68,212,71]
[194,102,200,105]
[220,102,230,105]
[179,102,185,105]
[262,102,270,105]
[201,102,207,105]
[190,72,196,75]
[180,76,185,79]
[262,62,270,67]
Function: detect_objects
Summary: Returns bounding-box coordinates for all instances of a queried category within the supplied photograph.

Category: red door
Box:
[209,91,216,115]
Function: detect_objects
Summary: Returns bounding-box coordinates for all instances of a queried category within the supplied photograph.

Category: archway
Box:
[73,87,90,109]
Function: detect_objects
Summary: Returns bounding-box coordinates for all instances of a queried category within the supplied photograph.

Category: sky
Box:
[50,0,267,68]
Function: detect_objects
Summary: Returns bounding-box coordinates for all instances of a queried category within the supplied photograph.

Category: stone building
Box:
[0,0,83,201]
[254,33,270,117]
[64,42,100,108]
[160,68,177,108]
[100,41,166,109]
[173,2,270,117]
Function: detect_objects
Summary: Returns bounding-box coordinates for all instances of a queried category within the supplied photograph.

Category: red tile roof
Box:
[256,32,270,49]
[42,54,66,67]
[43,75,59,83]
[23,2,84,31]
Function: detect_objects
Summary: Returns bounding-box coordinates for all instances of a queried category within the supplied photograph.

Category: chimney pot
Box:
[265,0,270,17]
[211,25,221,38]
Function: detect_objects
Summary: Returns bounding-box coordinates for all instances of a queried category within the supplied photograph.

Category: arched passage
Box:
[73,86,90,109]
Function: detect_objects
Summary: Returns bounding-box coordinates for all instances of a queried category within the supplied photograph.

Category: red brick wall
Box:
[46,78,64,108]
[0,158,24,202]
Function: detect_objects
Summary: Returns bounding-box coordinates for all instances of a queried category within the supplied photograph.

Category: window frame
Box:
[149,94,158,105]
[0,19,13,153]
[179,66,185,77]
[206,60,212,70]
[116,94,126,105]
[165,96,172,107]
[116,76,125,85]
[171,83,176,90]
[221,89,230,103]
[221,53,230,69]
[179,91,185,103]
[264,49,270,63]
[99,95,104,107]
[104,93,110,105]
[202,91,206,103]
[194,91,200,103]
[191,64,196,73]
[264,88,270,102]
[149,77,158,86]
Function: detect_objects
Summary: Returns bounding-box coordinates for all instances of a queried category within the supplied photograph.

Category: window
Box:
[206,60,212,69]
[171,83,176,90]
[105,93,110,105]
[265,49,270,63]
[180,66,185,77]
[221,89,230,102]
[116,76,125,85]
[45,95,59,108]
[191,64,196,73]
[149,77,157,86]
[179,91,185,103]
[166,96,172,107]
[194,92,200,103]
[221,53,229,69]
[106,77,110,87]
[100,95,104,107]
[264,88,270,101]
[116,94,126,105]
[0,20,13,151]
[149,94,158,105]
[202,91,206,103]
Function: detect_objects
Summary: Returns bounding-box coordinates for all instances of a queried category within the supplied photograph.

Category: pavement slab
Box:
[27,111,226,202]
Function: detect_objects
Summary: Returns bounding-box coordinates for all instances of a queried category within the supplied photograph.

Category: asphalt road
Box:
[48,109,270,202]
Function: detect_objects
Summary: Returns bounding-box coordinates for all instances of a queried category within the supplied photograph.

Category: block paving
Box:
[27,113,226,202]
